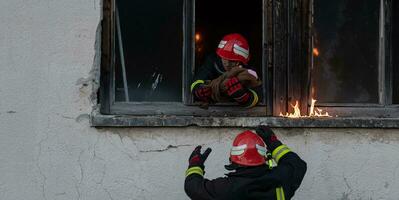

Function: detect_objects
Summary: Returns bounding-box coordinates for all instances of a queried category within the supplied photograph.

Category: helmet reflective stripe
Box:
[255,144,267,156]
[218,40,227,49]
[233,44,249,59]
[230,144,247,156]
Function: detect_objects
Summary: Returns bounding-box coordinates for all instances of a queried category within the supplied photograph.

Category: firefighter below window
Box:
[191,33,262,109]
[184,126,307,200]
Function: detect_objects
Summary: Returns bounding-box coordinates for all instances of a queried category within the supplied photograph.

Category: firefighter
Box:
[191,33,260,108]
[184,126,307,200]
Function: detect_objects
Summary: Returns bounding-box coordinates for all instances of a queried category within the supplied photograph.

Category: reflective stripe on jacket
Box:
[184,144,307,200]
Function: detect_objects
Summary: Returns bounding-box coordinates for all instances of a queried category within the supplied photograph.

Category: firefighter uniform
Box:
[184,127,307,200]
[191,53,261,108]
[190,33,261,108]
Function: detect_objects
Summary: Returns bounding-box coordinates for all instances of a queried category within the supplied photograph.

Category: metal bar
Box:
[309,0,314,108]
[265,0,274,115]
[304,0,314,110]
[286,0,291,112]
[110,0,116,105]
[272,0,277,115]
[262,0,270,114]
[115,3,130,102]
[384,0,393,105]
[378,0,386,105]
[182,0,188,104]
[183,0,195,105]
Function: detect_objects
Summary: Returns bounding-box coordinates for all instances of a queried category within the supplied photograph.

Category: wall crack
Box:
[139,144,192,153]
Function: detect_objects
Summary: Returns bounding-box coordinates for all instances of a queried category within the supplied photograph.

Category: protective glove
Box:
[193,85,212,102]
[224,77,251,104]
[188,145,212,170]
[255,125,282,151]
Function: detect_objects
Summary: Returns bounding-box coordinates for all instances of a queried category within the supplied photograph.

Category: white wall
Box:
[1,1,399,200]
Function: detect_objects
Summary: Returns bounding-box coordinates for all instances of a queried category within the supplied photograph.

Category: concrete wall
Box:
[0,1,398,200]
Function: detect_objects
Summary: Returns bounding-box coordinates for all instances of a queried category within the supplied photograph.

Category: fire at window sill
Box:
[280,99,332,118]
[91,108,399,128]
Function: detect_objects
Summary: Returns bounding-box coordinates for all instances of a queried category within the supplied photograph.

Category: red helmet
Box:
[216,33,250,64]
[230,130,267,166]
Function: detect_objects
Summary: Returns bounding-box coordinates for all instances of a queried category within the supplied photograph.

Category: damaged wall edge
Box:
[90,109,399,128]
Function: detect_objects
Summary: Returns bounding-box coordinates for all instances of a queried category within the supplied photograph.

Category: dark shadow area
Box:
[393,1,399,104]
[195,0,263,80]
[115,0,183,102]
[312,0,379,103]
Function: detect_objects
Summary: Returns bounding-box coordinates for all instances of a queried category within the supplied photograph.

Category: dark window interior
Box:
[195,0,263,83]
[312,0,380,104]
[115,0,183,102]
[393,0,399,104]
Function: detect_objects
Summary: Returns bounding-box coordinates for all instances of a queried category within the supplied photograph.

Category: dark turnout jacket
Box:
[184,144,307,200]
[191,54,262,107]
[193,54,260,87]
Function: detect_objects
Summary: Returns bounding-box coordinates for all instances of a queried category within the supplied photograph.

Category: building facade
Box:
[1,0,399,200]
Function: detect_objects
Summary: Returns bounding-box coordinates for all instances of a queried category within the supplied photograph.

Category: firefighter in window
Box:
[184,126,307,200]
[191,33,262,109]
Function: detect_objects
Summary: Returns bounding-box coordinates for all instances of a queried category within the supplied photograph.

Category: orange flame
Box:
[313,48,319,56]
[279,101,302,118]
[280,98,331,118]
[195,33,201,42]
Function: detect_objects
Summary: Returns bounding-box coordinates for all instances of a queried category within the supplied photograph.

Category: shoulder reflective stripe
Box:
[272,145,291,163]
[190,80,205,92]
[185,166,204,177]
[272,145,287,158]
[275,148,291,163]
[276,187,286,200]
[246,89,259,108]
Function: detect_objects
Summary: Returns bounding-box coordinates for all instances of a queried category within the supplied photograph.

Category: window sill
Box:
[91,109,399,128]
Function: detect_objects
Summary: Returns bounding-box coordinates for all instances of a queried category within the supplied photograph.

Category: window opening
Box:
[114,0,183,102]
[194,0,264,103]
[311,0,380,104]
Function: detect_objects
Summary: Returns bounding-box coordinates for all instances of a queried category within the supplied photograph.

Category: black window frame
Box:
[100,0,270,117]
[99,0,399,120]
[308,0,399,118]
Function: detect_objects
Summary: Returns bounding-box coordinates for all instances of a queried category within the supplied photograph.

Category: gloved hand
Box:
[193,85,212,102]
[188,145,212,170]
[224,77,250,104]
[255,125,282,151]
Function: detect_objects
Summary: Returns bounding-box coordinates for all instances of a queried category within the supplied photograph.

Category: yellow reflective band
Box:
[268,159,273,169]
[272,145,287,158]
[276,187,286,200]
[185,166,204,177]
[190,80,205,92]
[246,89,259,108]
[272,145,291,163]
